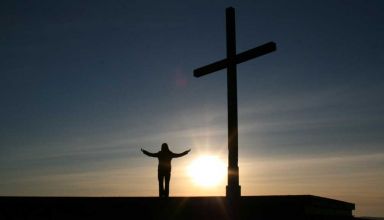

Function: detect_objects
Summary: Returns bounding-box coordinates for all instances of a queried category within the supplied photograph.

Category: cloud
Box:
[240,153,384,216]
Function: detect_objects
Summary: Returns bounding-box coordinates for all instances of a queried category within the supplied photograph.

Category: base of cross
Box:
[0,195,357,220]
[226,184,241,199]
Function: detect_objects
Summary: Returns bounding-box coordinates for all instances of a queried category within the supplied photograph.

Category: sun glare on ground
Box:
[187,155,226,187]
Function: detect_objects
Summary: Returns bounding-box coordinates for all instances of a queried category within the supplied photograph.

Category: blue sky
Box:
[1,0,383,217]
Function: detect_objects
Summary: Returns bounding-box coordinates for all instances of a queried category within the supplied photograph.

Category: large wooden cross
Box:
[193,7,276,199]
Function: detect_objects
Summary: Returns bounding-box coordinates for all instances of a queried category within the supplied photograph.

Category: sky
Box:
[0,0,383,217]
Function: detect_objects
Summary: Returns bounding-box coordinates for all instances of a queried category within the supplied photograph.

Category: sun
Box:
[187,155,226,187]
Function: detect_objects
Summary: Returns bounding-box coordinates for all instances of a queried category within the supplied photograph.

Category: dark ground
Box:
[0,195,356,220]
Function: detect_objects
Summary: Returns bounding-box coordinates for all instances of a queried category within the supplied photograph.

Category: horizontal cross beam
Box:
[193,41,276,78]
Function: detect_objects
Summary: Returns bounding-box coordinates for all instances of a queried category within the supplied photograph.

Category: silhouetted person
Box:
[141,143,190,198]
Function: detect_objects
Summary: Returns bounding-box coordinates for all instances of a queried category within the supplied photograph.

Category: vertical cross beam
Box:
[225,7,241,199]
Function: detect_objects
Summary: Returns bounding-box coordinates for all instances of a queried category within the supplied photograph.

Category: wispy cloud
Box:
[240,153,384,216]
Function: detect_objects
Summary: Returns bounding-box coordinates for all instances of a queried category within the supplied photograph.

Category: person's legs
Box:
[164,172,171,197]
[158,172,165,197]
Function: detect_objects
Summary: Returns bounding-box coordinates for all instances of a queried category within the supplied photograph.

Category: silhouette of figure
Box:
[141,143,191,198]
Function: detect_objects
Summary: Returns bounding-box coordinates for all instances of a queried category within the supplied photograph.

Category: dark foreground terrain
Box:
[0,195,356,220]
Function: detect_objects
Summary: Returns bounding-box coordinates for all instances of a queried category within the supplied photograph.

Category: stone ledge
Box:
[0,195,355,220]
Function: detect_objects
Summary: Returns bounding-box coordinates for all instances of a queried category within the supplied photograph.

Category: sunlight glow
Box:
[187,156,226,187]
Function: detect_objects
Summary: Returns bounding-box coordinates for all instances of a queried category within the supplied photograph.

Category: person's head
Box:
[161,143,169,151]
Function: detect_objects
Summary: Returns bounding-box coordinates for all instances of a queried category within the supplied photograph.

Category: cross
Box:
[193,7,276,199]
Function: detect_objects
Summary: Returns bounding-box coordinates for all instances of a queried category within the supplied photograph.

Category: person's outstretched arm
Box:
[172,149,191,158]
[141,148,158,157]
